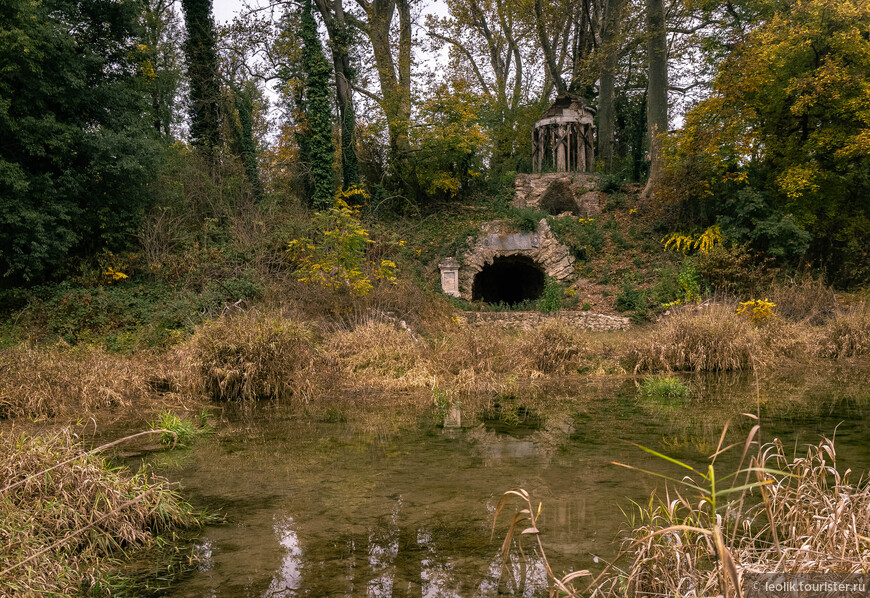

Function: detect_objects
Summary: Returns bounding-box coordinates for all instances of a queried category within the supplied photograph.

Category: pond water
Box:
[142,368,870,597]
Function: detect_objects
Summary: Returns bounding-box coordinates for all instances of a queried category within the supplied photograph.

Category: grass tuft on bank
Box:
[0,430,203,596]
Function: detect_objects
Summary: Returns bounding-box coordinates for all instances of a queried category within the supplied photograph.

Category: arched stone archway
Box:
[471,255,546,304]
[439,219,575,302]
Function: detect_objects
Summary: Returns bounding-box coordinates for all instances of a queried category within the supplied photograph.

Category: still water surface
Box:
[148,370,870,597]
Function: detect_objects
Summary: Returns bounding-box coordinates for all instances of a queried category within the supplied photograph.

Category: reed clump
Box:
[598,437,870,597]
[496,433,870,598]
[0,430,201,595]
[185,312,314,401]
[323,320,431,389]
[817,302,870,358]
[520,319,588,374]
[0,346,165,420]
[628,304,765,372]
[766,277,839,325]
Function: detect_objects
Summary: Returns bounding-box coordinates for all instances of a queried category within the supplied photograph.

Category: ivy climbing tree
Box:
[300,0,336,209]
[181,0,221,154]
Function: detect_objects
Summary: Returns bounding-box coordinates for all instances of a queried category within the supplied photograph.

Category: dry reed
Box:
[0,430,201,595]
[0,346,170,420]
[495,430,870,598]
[628,304,765,372]
[817,302,870,358]
[184,312,315,401]
[323,320,432,390]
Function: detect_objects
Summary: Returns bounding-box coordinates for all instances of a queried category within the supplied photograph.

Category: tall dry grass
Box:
[766,276,839,325]
[495,432,870,598]
[628,304,766,372]
[0,430,201,595]
[817,302,870,358]
[596,437,870,597]
[0,346,173,420]
[184,312,315,401]
[323,320,431,390]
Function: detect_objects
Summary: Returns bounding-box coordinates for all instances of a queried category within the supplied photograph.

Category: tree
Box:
[140,0,186,138]
[660,0,870,282]
[312,0,360,188]
[353,0,413,159]
[0,0,159,282]
[597,0,627,172]
[181,0,222,153]
[642,0,668,199]
[300,0,337,208]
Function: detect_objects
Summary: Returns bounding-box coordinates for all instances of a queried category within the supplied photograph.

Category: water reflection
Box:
[265,517,303,596]
[155,367,870,597]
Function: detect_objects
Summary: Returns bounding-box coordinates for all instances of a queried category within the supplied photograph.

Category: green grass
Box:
[152,410,213,447]
[639,375,690,401]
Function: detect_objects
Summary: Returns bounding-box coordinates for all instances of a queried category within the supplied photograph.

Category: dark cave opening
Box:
[472,255,546,305]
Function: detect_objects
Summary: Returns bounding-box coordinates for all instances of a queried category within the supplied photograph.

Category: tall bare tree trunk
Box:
[597,0,624,173]
[642,0,668,199]
[362,0,412,159]
[534,0,567,95]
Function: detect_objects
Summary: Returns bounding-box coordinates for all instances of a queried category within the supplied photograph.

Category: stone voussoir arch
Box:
[455,219,576,302]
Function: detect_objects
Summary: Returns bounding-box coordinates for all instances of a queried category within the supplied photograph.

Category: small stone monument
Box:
[444,402,462,429]
[439,257,461,298]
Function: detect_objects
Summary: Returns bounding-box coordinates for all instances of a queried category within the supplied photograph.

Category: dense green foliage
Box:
[0,0,159,282]
[660,0,870,284]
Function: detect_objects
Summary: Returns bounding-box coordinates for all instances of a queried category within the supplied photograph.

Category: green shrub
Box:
[152,410,212,447]
[547,216,605,260]
[538,278,564,313]
[651,265,682,306]
[639,375,690,401]
[506,206,546,233]
[616,280,647,320]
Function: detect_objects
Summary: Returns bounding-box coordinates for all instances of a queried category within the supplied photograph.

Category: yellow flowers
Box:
[629,208,637,215]
[662,224,723,254]
[288,193,397,297]
[102,267,128,284]
[736,299,776,325]
[578,217,595,225]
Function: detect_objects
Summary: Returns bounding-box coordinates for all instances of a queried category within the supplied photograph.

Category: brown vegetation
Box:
[495,433,870,597]
[627,304,764,372]
[0,346,173,420]
[0,430,201,595]
[0,295,865,423]
[817,302,870,358]
[185,312,314,401]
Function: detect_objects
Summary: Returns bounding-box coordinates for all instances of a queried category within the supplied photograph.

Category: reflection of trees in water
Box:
[279,503,523,597]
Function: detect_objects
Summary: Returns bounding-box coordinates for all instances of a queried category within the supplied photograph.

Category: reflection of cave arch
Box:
[472,255,546,305]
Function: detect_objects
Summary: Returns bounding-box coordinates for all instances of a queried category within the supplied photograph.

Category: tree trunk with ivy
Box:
[300,0,336,209]
[181,0,221,156]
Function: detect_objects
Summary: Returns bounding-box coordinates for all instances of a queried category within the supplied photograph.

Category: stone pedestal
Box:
[439,258,461,298]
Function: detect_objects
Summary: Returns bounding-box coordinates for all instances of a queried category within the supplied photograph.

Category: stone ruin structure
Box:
[532,93,596,174]
[436,92,630,330]
[515,94,604,218]
[439,219,574,303]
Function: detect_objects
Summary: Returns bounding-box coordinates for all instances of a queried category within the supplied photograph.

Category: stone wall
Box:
[455,311,631,331]
[458,219,575,300]
[514,172,603,217]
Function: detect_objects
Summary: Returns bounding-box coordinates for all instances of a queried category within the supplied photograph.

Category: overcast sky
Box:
[213,0,246,23]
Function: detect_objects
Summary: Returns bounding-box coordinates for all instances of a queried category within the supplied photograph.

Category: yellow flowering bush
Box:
[736,299,776,325]
[288,192,397,297]
[662,225,723,254]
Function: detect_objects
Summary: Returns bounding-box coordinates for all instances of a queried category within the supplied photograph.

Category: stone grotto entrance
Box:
[471,255,546,305]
